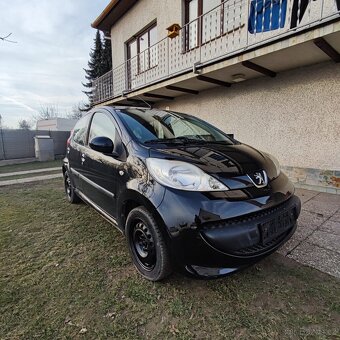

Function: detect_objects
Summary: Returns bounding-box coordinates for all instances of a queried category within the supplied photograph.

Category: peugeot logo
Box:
[247,170,268,188]
[254,172,265,185]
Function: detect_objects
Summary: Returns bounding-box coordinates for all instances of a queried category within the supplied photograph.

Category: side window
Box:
[88,112,116,145]
[72,115,90,146]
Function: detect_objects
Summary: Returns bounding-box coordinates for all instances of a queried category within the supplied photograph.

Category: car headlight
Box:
[146,158,229,191]
[263,152,281,178]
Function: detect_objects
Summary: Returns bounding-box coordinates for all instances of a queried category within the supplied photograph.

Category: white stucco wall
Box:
[110,0,182,69]
[155,61,340,171]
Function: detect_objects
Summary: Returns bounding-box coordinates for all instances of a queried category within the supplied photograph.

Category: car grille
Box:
[202,197,295,230]
[201,197,297,257]
[229,230,291,256]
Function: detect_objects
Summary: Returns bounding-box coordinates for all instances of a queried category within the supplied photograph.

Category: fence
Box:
[92,0,340,104]
[0,129,70,160]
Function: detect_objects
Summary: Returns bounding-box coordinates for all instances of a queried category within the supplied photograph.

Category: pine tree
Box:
[83,30,104,102]
[102,37,112,74]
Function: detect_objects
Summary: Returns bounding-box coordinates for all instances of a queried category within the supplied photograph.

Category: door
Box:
[81,111,123,219]
[185,0,222,50]
[126,24,158,89]
[127,39,138,89]
[68,114,90,189]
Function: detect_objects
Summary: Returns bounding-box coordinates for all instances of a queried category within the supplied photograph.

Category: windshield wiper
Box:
[204,140,231,145]
[144,137,206,144]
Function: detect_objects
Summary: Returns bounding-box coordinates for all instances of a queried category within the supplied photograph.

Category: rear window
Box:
[72,115,90,145]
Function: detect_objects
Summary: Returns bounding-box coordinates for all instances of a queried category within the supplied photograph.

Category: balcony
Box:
[92,0,340,106]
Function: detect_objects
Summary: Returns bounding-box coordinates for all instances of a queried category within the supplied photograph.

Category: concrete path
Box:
[0,158,36,167]
[279,188,340,278]
[0,167,60,178]
[0,173,63,186]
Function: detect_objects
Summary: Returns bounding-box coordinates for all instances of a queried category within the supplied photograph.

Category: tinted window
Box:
[118,109,233,144]
[88,112,116,145]
[72,115,90,145]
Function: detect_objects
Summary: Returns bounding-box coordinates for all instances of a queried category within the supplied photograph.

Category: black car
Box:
[62,106,301,281]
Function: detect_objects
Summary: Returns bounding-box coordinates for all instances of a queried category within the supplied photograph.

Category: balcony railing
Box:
[92,0,340,105]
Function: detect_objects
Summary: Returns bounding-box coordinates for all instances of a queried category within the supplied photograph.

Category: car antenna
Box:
[135,96,152,109]
[122,90,152,109]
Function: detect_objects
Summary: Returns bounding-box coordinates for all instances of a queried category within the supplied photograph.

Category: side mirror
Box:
[89,136,114,154]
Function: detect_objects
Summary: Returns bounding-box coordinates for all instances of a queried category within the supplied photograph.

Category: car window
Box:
[163,115,209,137]
[72,115,90,146]
[88,112,116,145]
[118,109,233,144]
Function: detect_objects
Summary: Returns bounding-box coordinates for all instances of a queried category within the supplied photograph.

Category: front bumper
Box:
[156,173,301,278]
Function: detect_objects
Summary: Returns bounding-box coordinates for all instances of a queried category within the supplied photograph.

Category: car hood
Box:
[148,143,278,190]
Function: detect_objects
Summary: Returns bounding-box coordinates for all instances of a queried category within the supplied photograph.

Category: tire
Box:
[63,170,81,204]
[126,206,172,281]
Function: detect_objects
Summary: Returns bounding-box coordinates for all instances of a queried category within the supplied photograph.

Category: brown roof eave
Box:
[91,0,138,32]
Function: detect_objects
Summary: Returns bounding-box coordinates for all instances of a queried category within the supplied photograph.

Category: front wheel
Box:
[63,170,81,204]
[126,206,172,281]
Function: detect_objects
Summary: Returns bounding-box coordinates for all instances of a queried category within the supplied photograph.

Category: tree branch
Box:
[0,33,18,44]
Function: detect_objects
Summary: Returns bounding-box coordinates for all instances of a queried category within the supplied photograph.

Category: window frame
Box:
[126,22,158,76]
[86,110,124,152]
[184,0,242,51]
[71,114,91,146]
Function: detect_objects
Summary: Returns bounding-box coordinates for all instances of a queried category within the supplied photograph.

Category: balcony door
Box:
[127,24,157,90]
[185,0,221,50]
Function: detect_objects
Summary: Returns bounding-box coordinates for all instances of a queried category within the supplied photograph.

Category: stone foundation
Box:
[282,166,340,194]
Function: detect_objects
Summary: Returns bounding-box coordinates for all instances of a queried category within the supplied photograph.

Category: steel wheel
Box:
[126,206,172,281]
[131,220,156,271]
[65,173,72,199]
[63,170,80,204]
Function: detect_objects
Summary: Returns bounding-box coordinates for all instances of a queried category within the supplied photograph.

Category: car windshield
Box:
[117,108,234,145]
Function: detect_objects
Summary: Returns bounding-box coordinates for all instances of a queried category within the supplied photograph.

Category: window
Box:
[184,0,243,50]
[186,0,199,49]
[117,109,233,144]
[127,24,158,75]
[202,0,221,43]
[88,112,116,146]
[72,115,90,146]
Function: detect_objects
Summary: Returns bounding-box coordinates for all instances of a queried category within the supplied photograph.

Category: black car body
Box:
[62,106,301,281]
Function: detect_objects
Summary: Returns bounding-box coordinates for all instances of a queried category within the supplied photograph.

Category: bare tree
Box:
[67,102,88,120]
[34,104,61,121]
[0,33,17,44]
[18,119,32,130]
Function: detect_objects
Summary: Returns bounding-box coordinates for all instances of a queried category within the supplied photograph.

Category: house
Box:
[91,0,340,193]
[36,118,77,132]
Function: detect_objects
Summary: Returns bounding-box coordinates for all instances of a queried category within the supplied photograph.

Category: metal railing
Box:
[92,0,340,105]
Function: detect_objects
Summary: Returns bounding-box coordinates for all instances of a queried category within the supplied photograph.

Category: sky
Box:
[0,0,109,128]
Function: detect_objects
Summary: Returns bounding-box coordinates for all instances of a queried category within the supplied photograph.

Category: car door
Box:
[67,114,91,190]
[80,110,124,219]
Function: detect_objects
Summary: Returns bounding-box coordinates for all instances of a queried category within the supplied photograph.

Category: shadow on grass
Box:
[0,179,339,339]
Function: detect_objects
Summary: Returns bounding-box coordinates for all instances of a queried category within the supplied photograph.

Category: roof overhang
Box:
[92,0,138,33]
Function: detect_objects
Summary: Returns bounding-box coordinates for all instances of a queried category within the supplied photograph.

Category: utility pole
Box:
[0,114,6,160]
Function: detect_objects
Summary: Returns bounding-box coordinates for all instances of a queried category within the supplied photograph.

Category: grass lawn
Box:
[0,159,62,174]
[0,180,339,339]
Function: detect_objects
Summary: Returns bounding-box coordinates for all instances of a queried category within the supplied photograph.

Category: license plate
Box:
[260,211,293,244]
